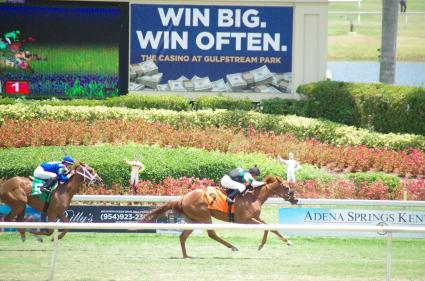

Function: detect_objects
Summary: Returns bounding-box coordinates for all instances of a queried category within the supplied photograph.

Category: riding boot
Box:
[226,189,240,204]
[40,177,56,193]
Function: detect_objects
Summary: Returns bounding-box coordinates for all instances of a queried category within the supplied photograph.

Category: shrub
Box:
[194,95,252,111]
[297,81,425,135]
[1,104,424,150]
[259,98,307,115]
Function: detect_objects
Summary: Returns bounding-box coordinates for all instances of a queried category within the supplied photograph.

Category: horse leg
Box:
[180,230,194,259]
[16,209,27,242]
[259,231,269,251]
[4,205,26,242]
[30,215,55,237]
[57,214,69,240]
[257,218,293,247]
[207,230,239,252]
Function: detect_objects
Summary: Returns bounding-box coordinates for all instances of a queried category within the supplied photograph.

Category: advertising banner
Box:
[1,205,183,233]
[279,208,425,238]
[130,4,293,93]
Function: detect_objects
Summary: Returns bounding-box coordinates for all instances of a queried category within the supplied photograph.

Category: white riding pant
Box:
[287,172,296,183]
[130,172,139,185]
[220,175,246,193]
[34,166,56,180]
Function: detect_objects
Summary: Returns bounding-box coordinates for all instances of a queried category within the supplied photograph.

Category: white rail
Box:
[72,195,425,207]
[2,222,425,281]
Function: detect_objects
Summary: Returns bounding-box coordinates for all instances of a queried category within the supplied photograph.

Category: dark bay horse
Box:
[0,162,103,241]
[143,176,298,258]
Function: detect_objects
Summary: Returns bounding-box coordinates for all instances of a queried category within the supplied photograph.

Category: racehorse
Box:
[0,162,103,241]
[142,176,298,258]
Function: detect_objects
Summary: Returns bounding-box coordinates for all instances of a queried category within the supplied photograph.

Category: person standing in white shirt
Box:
[124,156,145,191]
[277,152,301,188]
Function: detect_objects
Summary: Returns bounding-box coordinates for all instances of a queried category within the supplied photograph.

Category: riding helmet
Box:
[249,166,260,176]
[62,155,75,165]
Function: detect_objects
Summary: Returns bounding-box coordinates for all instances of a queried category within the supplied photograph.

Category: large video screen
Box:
[0,1,128,98]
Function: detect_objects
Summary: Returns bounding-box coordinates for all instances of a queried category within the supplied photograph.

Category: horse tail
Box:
[141,200,183,223]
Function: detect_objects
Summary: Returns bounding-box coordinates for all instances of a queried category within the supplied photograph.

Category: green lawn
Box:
[0,205,424,281]
[328,0,425,61]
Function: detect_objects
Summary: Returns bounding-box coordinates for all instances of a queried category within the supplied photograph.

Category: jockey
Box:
[220,165,265,203]
[33,155,75,192]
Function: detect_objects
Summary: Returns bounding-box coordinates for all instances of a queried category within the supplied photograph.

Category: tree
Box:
[379,0,399,84]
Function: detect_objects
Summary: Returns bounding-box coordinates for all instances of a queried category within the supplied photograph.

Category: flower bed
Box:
[1,119,423,177]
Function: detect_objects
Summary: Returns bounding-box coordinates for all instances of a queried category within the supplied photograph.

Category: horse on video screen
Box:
[142,175,298,258]
[0,162,103,241]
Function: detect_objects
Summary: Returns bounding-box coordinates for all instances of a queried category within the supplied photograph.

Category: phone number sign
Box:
[41,205,183,233]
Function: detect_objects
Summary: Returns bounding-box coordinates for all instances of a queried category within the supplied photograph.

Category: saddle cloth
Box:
[30,177,58,203]
[206,186,235,214]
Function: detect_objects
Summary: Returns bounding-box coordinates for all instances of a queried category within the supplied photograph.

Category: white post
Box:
[358,0,361,24]
[386,232,392,281]
[48,229,59,281]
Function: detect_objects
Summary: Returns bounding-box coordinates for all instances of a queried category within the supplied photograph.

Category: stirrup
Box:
[226,197,235,204]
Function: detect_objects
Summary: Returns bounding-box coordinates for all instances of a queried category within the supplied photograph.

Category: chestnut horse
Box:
[0,162,103,241]
[143,176,298,258]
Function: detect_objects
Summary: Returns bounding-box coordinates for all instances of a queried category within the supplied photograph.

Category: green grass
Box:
[0,205,424,281]
[328,1,425,61]
[26,44,118,75]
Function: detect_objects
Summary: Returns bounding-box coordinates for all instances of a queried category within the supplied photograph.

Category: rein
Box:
[265,182,289,200]
[74,164,102,186]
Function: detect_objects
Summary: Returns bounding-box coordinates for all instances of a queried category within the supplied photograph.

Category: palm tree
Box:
[379,0,399,84]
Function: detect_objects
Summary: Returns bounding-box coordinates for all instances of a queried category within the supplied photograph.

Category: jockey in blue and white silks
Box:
[33,155,75,192]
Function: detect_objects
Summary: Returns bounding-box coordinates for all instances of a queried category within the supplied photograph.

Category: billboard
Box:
[0,204,183,234]
[0,1,128,98]
[130,4,293,93]
[279,208,425,238]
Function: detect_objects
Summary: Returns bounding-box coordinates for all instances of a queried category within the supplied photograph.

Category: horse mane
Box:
[263,175,283,184]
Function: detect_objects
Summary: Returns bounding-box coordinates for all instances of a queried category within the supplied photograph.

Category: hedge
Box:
[0,94,191,111]
[0,104,423,150]
[0,144,333,186]
[193,95,252,111]
[297,81,425,135]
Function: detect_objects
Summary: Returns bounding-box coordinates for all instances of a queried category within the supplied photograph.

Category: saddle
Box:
[206,186,236,222]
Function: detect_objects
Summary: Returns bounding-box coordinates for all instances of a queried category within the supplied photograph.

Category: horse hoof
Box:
[287,241,293,246]
[258,244,264,251]
[231,247,239,252]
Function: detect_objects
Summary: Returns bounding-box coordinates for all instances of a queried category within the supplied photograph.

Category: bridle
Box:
[74,163,103,186]
[265,180,291,200]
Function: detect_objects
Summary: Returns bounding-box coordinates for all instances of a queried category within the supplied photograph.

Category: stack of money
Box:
[131,63,144,77]
[129,60,162,90]
[129,65,137,81]
[250,65,273,86]
[193,77,213,92]
[140,73,163,89]
[242,72,255,87]
[271,73,289,92]
[168,80,187,92]
[157,84,170,91]
[183,80,194,91]
[253,85,282,93]
[129,82,145,91]
[211,79,231,92]
[226,73,248,91]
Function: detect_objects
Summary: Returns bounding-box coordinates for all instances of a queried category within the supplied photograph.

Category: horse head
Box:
[73,162,104,186]
[264,176,298,205]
